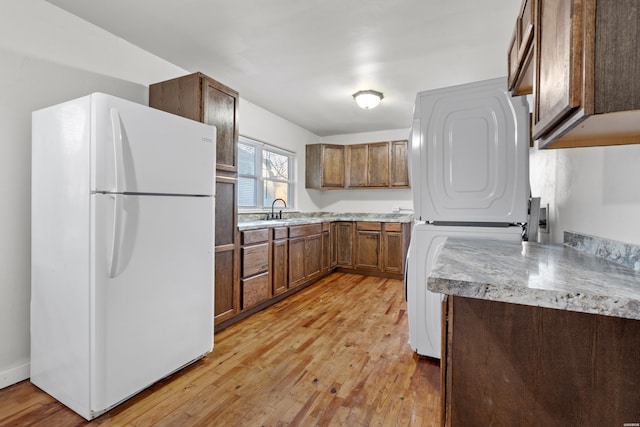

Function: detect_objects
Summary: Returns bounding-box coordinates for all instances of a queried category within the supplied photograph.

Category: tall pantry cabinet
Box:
[149,72,240,327]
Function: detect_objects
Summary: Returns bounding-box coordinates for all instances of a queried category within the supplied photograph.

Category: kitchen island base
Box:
[443,296,640,426]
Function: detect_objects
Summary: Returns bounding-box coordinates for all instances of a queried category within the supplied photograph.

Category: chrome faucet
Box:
[269,198,287,220]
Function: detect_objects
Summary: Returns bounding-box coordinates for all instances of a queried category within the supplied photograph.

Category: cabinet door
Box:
[367,142,390,187]
[321,231,331,273]
[330,223,338,268]
[214,176,238,325]
[214,247,237,324]
[507,24,520,91]
[382,229,405,274]
[355,229,381,271]
[346,144,368,187]
[203,78,239,173]
[305,234,322,279]
[306,144,344,189]
[272,239,288,295]
[533,0,583,139]
[321,145,345,187]
[390,140,409,188]
[289,237,306,287]
[335,222,354,267]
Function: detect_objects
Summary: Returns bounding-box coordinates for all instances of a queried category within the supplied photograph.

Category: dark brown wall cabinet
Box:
[509,0,640,148]
[149,72,239,172]
[149,72,240,327]
[507,0,535,96]
[306,141,409,189]
[346,142,390,188]
[305,144,345,189]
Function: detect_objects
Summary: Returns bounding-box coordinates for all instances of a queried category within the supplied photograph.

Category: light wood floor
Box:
[0,273,441,426]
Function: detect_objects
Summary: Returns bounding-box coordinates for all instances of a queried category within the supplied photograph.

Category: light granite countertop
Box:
[428,238,640,321]
[237,212,413,231]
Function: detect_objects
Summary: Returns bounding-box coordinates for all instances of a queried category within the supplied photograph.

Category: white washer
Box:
[406,223,522,358]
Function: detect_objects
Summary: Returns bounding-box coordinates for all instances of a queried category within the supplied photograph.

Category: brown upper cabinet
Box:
[346,142,390,188]
[305,144,345,189]
[306,140,409,190]
[390,140,410,187]
[149,72,239,172]
[507,0,535,96]
[510,0,640,148]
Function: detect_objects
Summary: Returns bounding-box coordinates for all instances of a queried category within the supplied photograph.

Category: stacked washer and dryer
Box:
[405,78,530,359]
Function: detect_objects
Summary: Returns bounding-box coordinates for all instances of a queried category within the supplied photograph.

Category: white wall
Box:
[314,129,414,213]
[529,142,640,245]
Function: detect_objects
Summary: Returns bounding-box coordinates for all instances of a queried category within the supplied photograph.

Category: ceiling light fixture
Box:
[353,90,384,109]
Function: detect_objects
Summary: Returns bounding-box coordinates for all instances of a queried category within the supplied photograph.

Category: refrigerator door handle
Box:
[108,194,125,278]
[109,108,127,192]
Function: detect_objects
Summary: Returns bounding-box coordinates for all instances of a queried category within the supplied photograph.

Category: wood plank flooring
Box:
[0,273,441,426]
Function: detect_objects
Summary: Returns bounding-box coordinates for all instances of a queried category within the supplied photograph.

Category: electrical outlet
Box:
[539,204,549,233]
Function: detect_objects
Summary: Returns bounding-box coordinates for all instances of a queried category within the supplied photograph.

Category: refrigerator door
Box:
[406,224,522,358]
[91,193,214,415]
[91,93,215,196]
[410,78,529,223]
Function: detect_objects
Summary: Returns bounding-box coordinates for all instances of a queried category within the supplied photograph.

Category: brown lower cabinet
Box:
[443,296,640,426]
[288,224,323,288]
[220,221,410,331]
[342,221,410,278]
[355,222,382,271]
[240,229,270,310]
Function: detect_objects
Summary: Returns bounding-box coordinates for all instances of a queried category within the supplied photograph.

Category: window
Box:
[238,137,294,209]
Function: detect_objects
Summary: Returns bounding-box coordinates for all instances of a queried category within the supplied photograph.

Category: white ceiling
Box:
[47,0,520,137]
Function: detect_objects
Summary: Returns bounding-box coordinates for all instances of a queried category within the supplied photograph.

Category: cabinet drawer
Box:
[273,227,288,240]
[383,222,402,232]
[356,222,382,231]
[241,243,269,277]
[289,224,322,238]
[242,228,269,245]
[241,273,270,309]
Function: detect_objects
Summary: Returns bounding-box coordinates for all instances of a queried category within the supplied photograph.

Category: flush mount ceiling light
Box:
[353,90,384,109]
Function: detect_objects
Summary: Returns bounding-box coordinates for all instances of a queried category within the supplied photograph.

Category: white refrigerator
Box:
[31,93,216,420]
[406,78,529,359]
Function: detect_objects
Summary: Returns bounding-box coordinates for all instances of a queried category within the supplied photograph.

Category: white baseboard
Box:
[0,362,30,389]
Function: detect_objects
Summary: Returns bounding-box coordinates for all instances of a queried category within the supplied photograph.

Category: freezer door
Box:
[91,193,214,415]
[411,78,529,223]
[406,224,522,358]
[91,93,215,196]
